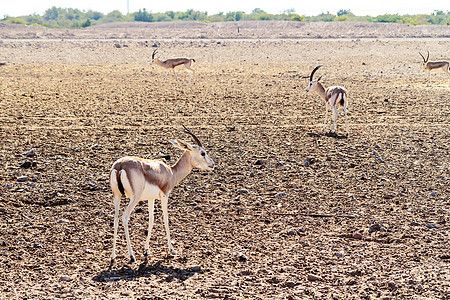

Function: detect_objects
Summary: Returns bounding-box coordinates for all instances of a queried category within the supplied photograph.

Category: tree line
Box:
[2,7,449,28]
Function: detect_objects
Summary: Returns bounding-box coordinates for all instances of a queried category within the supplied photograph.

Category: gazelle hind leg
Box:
[120,170,143,263]
[111,193,120,264]
[330,105,338,133]
[144,198,155,256]
[161,193,177,255]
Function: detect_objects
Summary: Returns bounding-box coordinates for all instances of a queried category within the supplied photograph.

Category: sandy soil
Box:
[0,21,449,299]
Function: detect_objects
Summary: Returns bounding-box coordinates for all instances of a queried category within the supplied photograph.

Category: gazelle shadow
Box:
[93,259,201,283]
[308,132,348,139]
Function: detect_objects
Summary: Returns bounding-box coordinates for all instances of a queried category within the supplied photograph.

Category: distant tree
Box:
[135,8,153,22]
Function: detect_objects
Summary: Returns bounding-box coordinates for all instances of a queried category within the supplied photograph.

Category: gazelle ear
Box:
[317,75,326,81]
[169,139,193,151]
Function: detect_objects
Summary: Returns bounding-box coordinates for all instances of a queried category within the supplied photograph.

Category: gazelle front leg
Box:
[322,102,329,132]
[172,69,179,85]
[161,193,177,255]
[186,67,195,85]
[162,70,169,86]
[144,198,156,257]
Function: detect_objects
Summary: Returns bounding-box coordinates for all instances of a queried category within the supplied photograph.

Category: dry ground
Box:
[0,22,449,299]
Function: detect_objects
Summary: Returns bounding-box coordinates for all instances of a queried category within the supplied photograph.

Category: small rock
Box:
[190,266,201,272]
[429,191,436,197]
[352,232,363,240]
[237,252,248,262]
[236,189,248,195]
[307,274,322,281]
[17,176,28,182]
[368,224,385,233]
[33,243,43,248]
[409,221,419,226]
[60,275,70,281]
[275,192,286,197]
[23,148,36,157]
[287,230,296,235]
[85,249,93,253]
[426,223,437,229]
[59,219,70,224]
[20,160,32,169]
[1,240,6,246]
[4,183,13,189]
[303,157,316,167]
[254,159,264,166]
[284,281,298,288]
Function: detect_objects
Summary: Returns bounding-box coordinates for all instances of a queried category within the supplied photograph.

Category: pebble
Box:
[23,148,36,157]
[17,176,28,182]
[254,159,264,166]
[20,160,32,169]
[352,232,363,240]
[190,266,201,272]
[307,274,322,281]
[288,230,296,235]
[236,189,248,194]
[284,281,298,288]
[368,224,385,233]
[429,191,436,197]
[237,252,248,262]
[303,157,316,167]
[409,221,419,226]
[4,183,13,189]
[60,275,70,281]
[85,249,93,254]
[59,219,70,223]
[275,192,286,197]
[426,223,437,229]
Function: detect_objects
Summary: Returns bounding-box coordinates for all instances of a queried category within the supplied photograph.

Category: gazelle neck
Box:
[170,151,193,188]
[314,82,327,101]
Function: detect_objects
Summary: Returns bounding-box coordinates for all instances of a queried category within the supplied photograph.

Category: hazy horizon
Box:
[1,0,449,19]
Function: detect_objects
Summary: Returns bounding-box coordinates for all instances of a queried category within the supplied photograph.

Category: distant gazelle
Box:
[305,65,349,136]
[151,49,196,86]
[109,126,214,264]
[419,50,449,83]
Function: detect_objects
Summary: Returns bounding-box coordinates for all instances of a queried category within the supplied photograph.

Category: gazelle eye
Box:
[201,151,205,157]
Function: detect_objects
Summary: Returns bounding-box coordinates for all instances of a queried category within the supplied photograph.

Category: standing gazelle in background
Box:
[305,65,349,136]
[419,50,450,84]
[109,126,214,265]
[151,49,196,86]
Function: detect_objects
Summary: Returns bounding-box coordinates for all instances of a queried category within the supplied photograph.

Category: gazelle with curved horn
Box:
[109,125,214,264]
[151,49,196,86]
[419,50,449,83]
[305,65,349,136]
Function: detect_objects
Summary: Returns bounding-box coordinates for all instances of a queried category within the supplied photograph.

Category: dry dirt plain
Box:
[0,21,449,299]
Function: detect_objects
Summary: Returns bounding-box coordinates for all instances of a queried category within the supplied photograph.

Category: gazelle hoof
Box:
[129,255,136,263]
[170,249,178,255]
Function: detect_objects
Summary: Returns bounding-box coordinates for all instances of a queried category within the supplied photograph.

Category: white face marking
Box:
[192,147,214,171]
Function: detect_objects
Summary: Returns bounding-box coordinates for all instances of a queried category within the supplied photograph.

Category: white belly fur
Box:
[140,182,163,201]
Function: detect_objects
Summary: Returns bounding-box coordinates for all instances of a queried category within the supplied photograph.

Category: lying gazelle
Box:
[151,49,196,86]
[419,51,449,84]
[305,65,349,136]
[109,126,214,264]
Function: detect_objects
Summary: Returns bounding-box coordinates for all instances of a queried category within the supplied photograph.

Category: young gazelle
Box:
[151,49,196,86]
[109,126,214,264]
[305,65,349,136]
[419,50,450,83]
